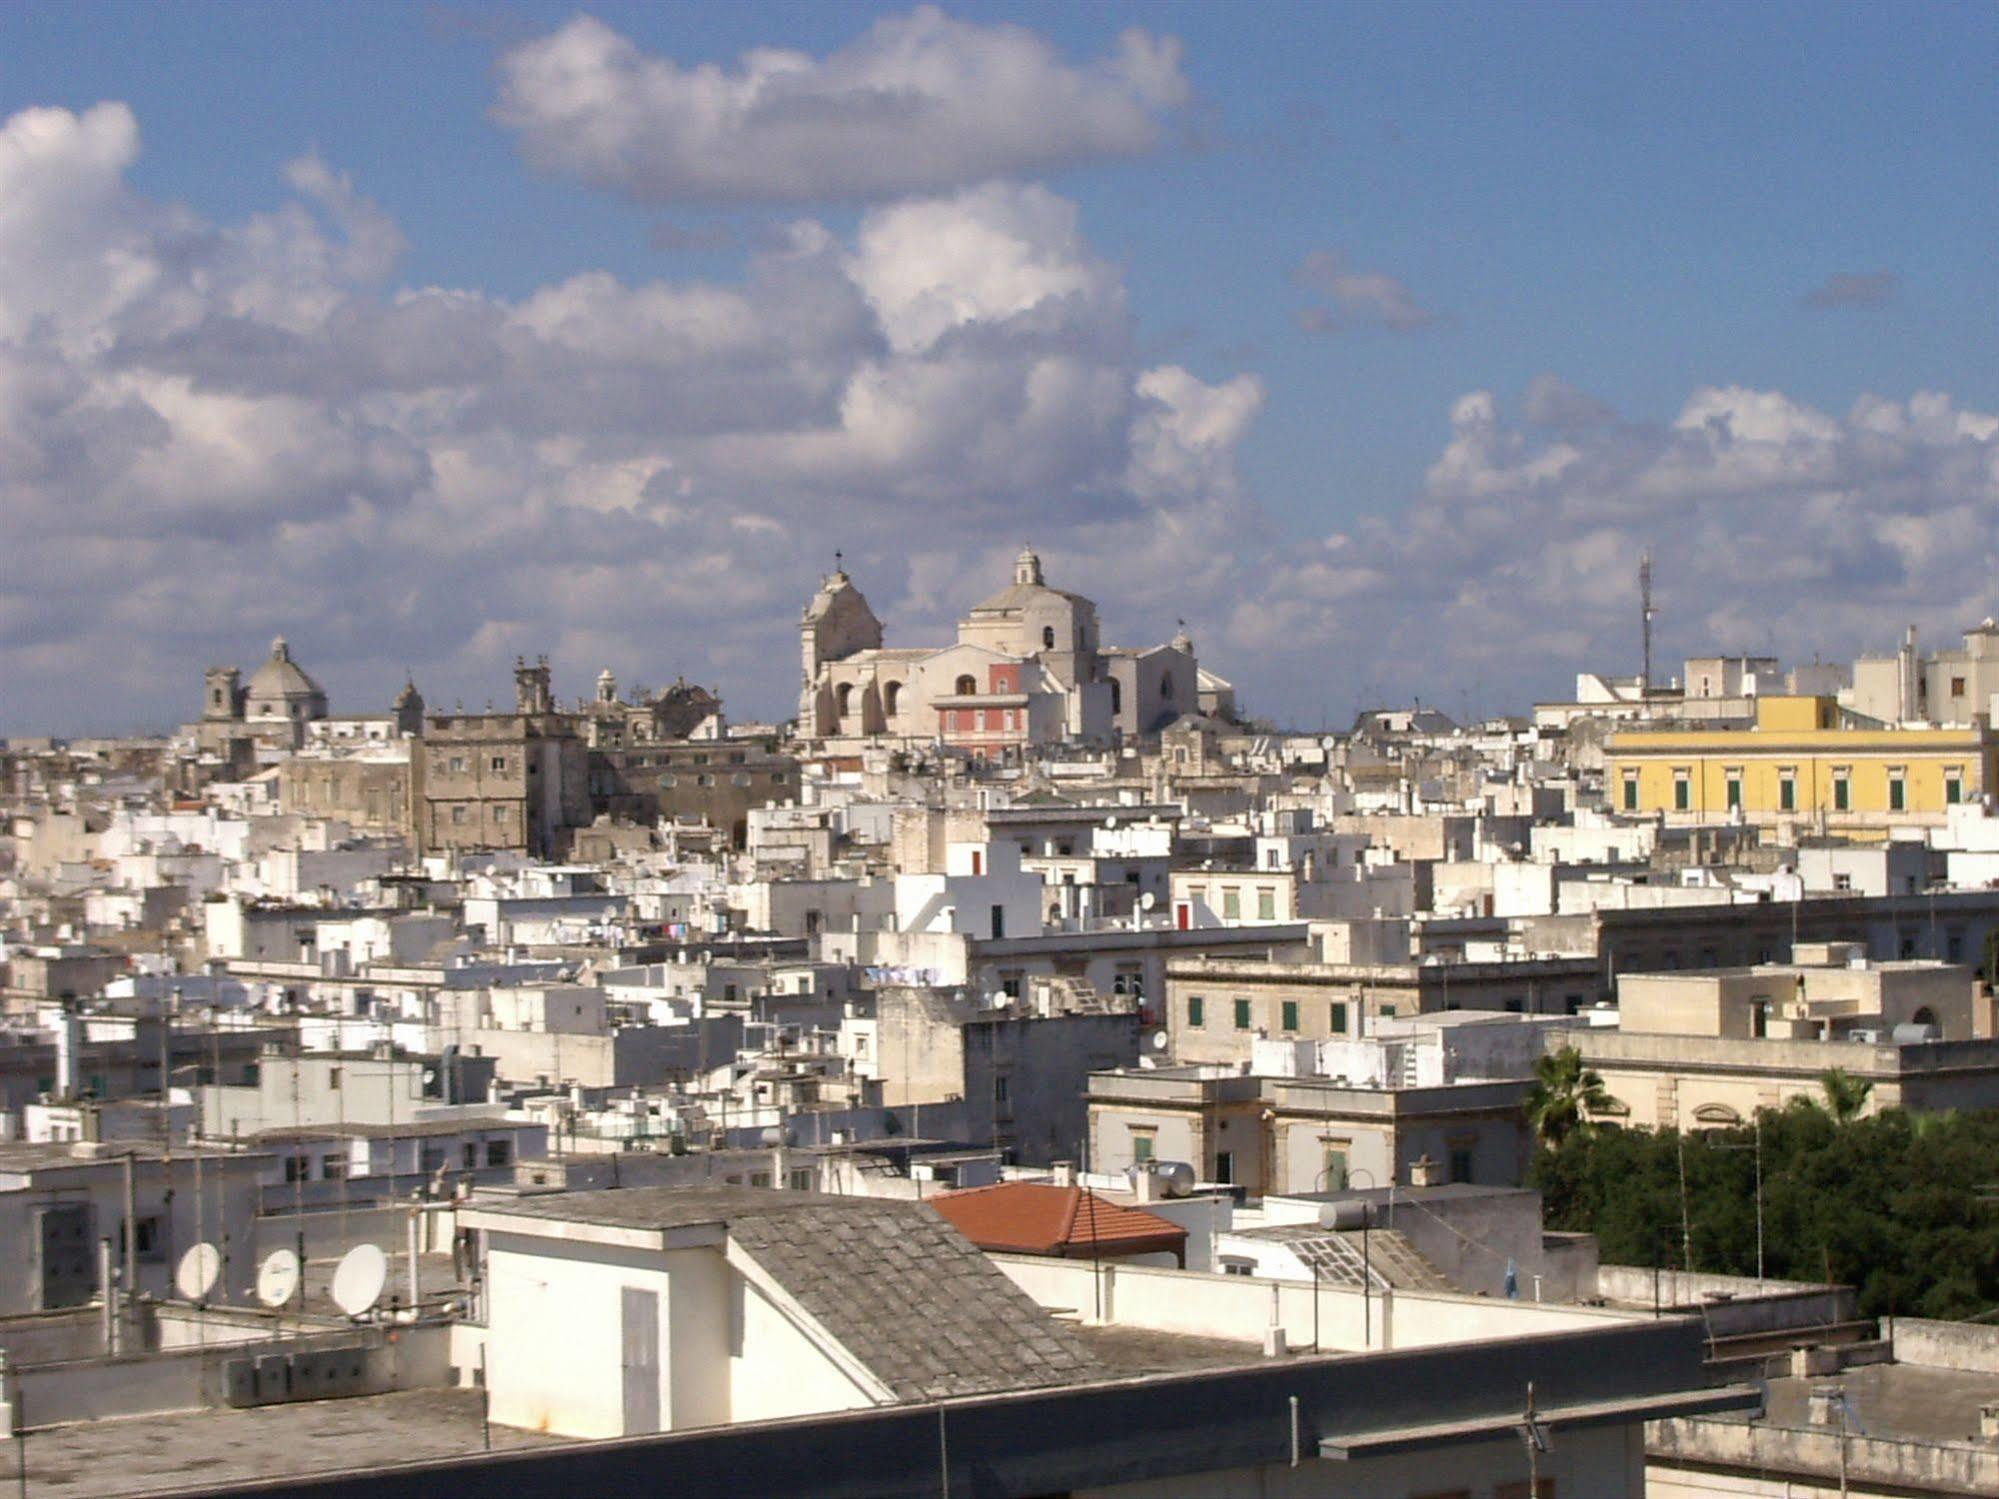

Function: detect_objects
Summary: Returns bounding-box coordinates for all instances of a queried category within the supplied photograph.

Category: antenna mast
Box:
[1639,551,1656,696]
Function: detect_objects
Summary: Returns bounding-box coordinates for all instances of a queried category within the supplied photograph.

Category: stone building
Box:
[798,548,1202,753]
[589,734,799,848]
[194,636,330,754]
[418,659,590,857]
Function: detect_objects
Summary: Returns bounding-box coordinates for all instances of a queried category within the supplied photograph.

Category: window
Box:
[1833,772,1851,811]
[420,1146,447,1173]
[1222,888,1241,920]
[1673,772,1691,812]
[1889,775,1906,812]
[1257,888,1277,921]
[486,1140,511,1167]
[1131,1131,1155,1163]
[1041,626,1056,649]
[1329,1002,1348,1034]
[1233,998,1252,1030]
[1187,994,1205,1027]
[447,756,467,774]
[1946,773,1963,805]
[1379,1004,1397,1019]
[285,1156,309,1183]
[1621,773,1638,812]
[451,806,466,824]
[883,682,902,715]
[490,755,507,772]
[322,1154,347,1180]
[1221,1258,1254,1277]
[834,684,852,718]
[1109,679,1122,715]
[133,1216,165,1262]
[1449,1148,1473,1184]
[993,1073,1010,1105]
[955,674,977,696]
[328,1067,342,1090]
[462,1143,478,1169]
[1725,774,1742,810]
[1213,1150,1232,1183]
[1281,1000,1299,1032]
[1779,773,1796,812]
[1951,675,1967,698]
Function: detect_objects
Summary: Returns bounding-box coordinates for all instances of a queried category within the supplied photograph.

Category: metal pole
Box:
[14,1382,25,1499]
[1362,1210,1371,1347]
[479,1343,492,1452]
[97,1238,115,1357]
[121,1152,136,1312]
[1755,1112,1765,1286]
[937,1405,950,1499]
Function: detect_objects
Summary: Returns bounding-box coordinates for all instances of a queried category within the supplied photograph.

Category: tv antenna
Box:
[1640,550,1657,696]
[175,1242,221,1302]
[256,1247,301,1309]
[330,1243,388,1318]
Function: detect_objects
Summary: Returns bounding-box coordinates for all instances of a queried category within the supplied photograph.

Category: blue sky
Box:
[2,3,1993,732]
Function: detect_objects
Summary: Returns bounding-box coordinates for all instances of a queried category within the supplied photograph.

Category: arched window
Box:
[883,681,902,716]
[1109,679,1123,715]
[1161,674,1174,700]
[955,674,977,696]
[1042,626,1056,649]
[835,683,853,718]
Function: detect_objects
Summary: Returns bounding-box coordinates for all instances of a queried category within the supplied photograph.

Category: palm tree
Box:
[1527,1046,1620,1149]
[1818,1068,1874,1124]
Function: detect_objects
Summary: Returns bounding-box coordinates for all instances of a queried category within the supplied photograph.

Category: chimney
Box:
[1409,1153,1444,1187]
[1129,1164,1159,1202]
[1807,1384,1847,1426]
[1050,1160,1076,1188]
[1979,1402,1999,1443]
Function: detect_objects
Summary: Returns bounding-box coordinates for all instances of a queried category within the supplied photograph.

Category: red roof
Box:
[931,1182,1187,1260]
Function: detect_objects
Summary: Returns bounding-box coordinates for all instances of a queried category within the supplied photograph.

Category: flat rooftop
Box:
[17,1387,567,1498]
[1759,1361,1999,1447]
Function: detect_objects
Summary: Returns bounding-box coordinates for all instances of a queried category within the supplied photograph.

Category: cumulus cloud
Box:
[1805,270,1897,308]
[0,101,1257,733]
[4,99,1990,736]
[1290,248,1432,333]
[1237,380,1999,712]
[493,8,1189,204]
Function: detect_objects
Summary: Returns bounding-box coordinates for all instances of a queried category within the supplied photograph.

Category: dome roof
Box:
[246,636,325,704]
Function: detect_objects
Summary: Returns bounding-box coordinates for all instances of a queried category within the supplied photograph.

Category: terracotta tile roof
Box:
[932,1182,1187,1259]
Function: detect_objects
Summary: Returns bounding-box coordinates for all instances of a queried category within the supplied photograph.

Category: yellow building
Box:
[1606,696,1995,839]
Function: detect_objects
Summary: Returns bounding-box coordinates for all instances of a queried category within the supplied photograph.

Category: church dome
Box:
[245,636,327,718]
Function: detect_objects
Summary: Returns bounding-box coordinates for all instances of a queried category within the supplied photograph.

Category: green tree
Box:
[1526,1045,1619,1149]
[1817,1068,1874,1124]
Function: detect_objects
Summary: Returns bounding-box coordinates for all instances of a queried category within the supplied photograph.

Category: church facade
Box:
[798,549,1205,754]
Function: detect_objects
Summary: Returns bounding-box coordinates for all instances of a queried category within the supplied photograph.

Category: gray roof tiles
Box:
[483,1185,1103,1401]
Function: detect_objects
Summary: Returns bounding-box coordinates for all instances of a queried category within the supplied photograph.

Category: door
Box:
[620,1286,662,1434]
[39,1203,95,1309]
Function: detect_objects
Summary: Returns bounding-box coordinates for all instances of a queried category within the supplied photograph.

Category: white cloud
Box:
[4,99,1991,736]
[493,8,1188,204]
[1291,248,1432,333]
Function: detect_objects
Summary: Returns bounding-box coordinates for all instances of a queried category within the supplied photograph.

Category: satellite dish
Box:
[256,1248,301,1308]
[175,1242,221,1301]
[330,1244,388,1317]
[1150,1031,1170,1052]
[1139,891,1156,911]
